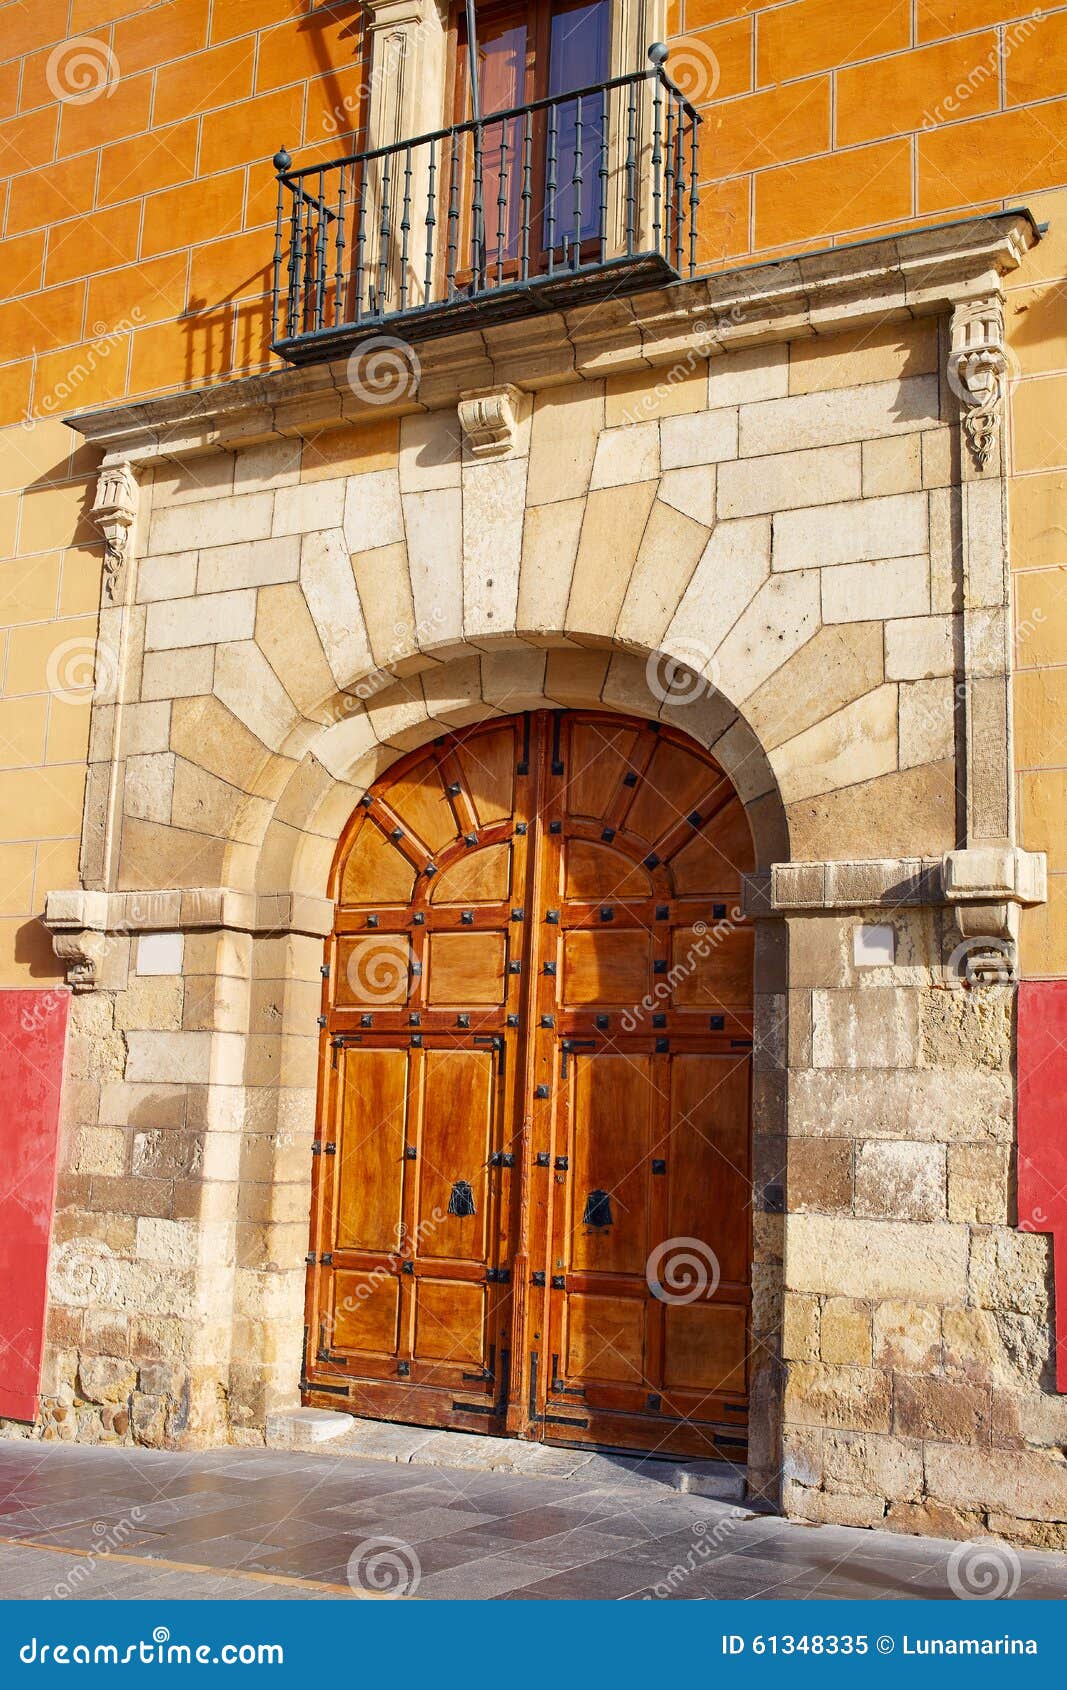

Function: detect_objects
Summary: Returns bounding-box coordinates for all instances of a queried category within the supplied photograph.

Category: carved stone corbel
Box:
[948,296,1008,470]
[457,385,530,458]
[941,846,1046,984]
[44,890,113,992]
[90,459,138,601]
[51,929,110,992]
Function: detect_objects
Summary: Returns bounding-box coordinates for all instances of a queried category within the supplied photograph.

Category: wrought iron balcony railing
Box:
[270,45,700,364]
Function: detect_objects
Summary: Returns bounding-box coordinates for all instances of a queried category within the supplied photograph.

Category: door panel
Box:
[664,1304,747,1393]
[426,932,507,1005]
[569,1054,650,1276]
[306,710,753,1462]
[566,1294,645,1383]
[332,1272,400,1354]
[563,929,650,1004]
[419,1048,493,1261]
[336,1047,407,1250]
[431,842,512,903]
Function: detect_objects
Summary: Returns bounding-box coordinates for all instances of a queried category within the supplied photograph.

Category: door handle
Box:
[474,1034,506,1074]
[560,1039,595,1077]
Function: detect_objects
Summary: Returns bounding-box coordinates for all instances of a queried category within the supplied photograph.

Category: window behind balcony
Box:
[454,0,611,266]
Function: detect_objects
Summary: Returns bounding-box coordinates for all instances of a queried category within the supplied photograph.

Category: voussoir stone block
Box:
[773,491,928,572]
[299,528,374,687]
[718,442,860,519]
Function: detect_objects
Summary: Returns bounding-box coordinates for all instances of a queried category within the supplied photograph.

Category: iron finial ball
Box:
[273,146,292,173]
[648,42,669,67]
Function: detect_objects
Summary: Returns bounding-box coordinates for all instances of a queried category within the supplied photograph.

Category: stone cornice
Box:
[66,209,1039,465]
[743,848,1046,918]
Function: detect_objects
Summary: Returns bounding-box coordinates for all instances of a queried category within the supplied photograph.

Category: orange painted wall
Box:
[0,0,1065,980]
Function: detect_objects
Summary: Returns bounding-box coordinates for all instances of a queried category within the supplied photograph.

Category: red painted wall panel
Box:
[0,988,69,1422]
[1017,980,1067,1392]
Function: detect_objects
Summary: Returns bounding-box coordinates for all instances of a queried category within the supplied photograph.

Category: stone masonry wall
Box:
[778,908,1067,1550]
[13,306,1060,1545]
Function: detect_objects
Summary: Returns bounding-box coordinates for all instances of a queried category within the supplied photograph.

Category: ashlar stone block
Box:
[718,443,860,519]
[589,420,659,488]
[343,469,404,551]
[144,590,257,653]
[149,491,273,555]
[774,492,928,572]
[854,1140,947,1222]
[660,406,738,469]
[786,1213,969,1303]
[739,374,939,457]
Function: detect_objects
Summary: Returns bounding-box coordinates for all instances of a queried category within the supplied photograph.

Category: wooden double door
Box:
[304,711,754,1462]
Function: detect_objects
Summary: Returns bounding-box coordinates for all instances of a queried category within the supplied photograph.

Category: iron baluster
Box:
[624,77,637,255]
[688,113,700,277]
[354,167,368,323]
[651,57,664,256]
[446,131,461,300]
[376,147,392,315]
[519,109,532,281]
[674,97,685,274]
[334,160,347,325]
[471,118,485,290]
[571,93,583,269]
[301,190,316,332]
[663,86,675,267]
[313,167,328,330]
[545,101,558,274]
[597,87,609,265]
[399,144,413,312]
[271,146,291,346]
[424,136,437,302]
[495,120,509,286]
[285,181,302,340]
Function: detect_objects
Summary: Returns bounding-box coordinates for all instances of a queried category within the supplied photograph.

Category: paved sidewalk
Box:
[0,1442,1064,1602]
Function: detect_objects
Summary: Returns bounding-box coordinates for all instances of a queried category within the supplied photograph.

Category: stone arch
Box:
[225,640,787,1497]
[245,636,789,909]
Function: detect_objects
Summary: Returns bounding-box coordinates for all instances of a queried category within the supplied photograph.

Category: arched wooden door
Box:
[304,710,754,1463]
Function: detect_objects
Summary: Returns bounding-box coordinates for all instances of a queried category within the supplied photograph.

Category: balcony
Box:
[270,46,700,365]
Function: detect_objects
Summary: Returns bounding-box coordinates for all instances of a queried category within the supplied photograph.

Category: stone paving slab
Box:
[0,1442,1064,1602]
